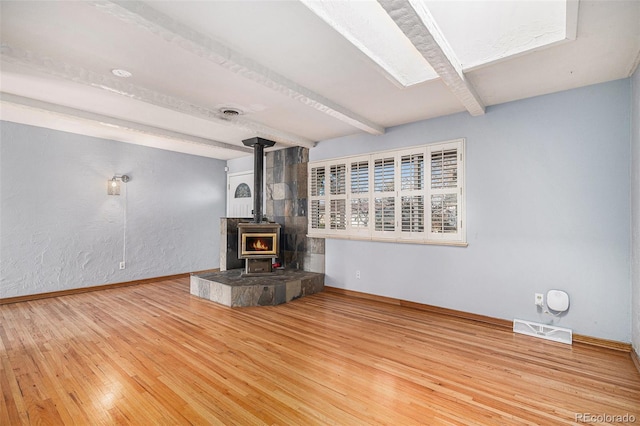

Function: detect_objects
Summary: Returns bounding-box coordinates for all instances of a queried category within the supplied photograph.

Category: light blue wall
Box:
[632,67,640,356]
[311,79,631,342]
[0,122,227,298]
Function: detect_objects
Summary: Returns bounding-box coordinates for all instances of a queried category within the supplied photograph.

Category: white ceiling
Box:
[1,0,639,160]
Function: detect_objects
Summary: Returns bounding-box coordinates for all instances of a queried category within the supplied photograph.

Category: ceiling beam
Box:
[89,0,385,135]
[0,44,315,149]
[0,92,254,155]
[378,0,485,116]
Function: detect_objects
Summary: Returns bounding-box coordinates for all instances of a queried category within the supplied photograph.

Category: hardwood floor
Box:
[1,278,639,425]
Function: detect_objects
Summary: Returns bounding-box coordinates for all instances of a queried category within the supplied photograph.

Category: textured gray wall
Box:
[311,79,631,342]
[1,122,226,298]
[632,68,640,356]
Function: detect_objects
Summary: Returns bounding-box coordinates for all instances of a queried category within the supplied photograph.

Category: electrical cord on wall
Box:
[122,182,127,267]
[109,174,130,270]
[544,308,563,317]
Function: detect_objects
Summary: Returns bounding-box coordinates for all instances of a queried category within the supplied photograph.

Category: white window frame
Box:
[308,139,466,246]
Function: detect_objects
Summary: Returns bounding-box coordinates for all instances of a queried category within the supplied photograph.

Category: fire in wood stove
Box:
[241,232,278,257]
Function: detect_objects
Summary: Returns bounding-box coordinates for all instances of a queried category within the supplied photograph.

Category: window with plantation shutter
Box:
[374,157,394,192]
[310,166,325,197]
[374,197,395,231]
[401,153,424,191]
[308,139,465,246]
[350,198,369,228]
[329,163,347,231]
[309,161,348,235]
[401,196,424,232]
[330,199,346,230]
[309,166,326,230]
[427,141,463,241]
[400,151,425,236]
[350,160,370,231]
[431,194,457,233]
[330,164,346,195]
[351,161,369,194]
[373,157,395,233]
[430,148,457,189]
[310,200,325,229]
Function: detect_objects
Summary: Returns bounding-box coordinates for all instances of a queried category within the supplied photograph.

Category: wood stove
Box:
[238,223,281,274]
[238,136,281,275]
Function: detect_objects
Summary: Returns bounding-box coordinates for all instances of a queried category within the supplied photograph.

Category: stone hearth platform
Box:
[190,269,324,307]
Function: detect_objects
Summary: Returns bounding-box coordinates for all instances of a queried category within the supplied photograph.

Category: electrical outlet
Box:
[535,293,544,307]
[119,261,126,270]
[356,270,361,279]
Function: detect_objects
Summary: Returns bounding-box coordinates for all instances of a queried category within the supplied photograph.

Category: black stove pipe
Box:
[242,137,275,223]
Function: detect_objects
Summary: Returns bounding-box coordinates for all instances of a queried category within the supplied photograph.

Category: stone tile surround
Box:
[219,217,249,271]
[190,269,324,307]
[265,146,325,273]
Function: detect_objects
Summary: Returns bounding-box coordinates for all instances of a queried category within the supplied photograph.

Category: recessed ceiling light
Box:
[111,68,132,78]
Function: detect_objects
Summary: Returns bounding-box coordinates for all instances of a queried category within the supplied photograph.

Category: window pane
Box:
[351,161,369,194]
[351,198,369,228]
[308,139,464,243]
[233,183,251,198]
[311,167,325,196]
[401,195,424,232]
[431,194,457,233]
[431,149,457,189]
[330,164,346,195]
[401,154,424,191]
[374,157,394,192]
[375,197,395,231]
[311,200,325,229]
[330,199,346,230]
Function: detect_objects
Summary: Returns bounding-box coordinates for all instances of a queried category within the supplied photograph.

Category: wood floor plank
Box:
[1,277,639,425]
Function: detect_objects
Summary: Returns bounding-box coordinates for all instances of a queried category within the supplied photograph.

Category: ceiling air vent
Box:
[220,107,242,118]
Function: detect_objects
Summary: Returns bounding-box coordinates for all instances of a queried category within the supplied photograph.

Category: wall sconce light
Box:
[107,175,130,195]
